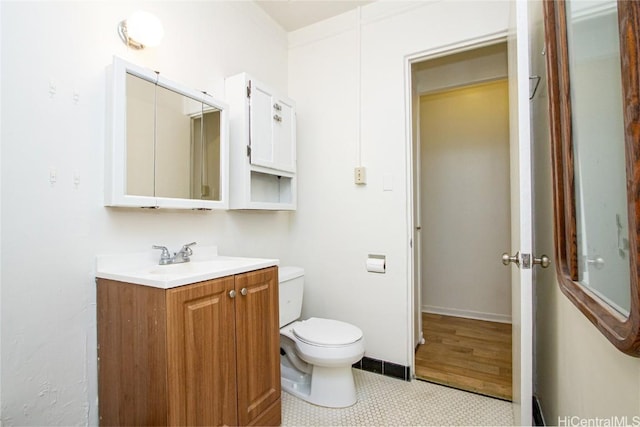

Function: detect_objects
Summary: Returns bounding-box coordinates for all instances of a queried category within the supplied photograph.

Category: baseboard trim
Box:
[353,356,411,382]
[533,395,546,426]
[422,305,512,324]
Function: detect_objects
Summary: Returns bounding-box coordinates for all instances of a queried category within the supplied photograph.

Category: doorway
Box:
[411,42,513,401]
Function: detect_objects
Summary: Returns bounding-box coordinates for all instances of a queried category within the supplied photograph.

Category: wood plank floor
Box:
[415,313,512,401]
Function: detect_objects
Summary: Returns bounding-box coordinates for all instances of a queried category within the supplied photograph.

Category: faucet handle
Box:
[152,245,171,264]
[181,242,197,256]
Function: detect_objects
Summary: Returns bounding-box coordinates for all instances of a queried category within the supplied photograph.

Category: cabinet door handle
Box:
[229,290,237,298]
[273,114,282,122]
[273,103,282,111]
[240,288,248,296]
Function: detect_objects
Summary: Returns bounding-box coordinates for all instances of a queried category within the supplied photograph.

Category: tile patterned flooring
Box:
[282,369,514,426]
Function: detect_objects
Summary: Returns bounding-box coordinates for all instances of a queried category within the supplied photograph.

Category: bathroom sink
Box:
[96,246,279,288]
[142,259,242,276]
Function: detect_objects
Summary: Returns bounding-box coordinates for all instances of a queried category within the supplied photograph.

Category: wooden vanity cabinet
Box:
[97,266,281,426]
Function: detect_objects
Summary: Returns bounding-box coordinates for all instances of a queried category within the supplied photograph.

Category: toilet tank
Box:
[279,266,305,327]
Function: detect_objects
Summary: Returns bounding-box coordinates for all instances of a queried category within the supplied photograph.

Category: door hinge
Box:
[247,145,251,157]
[247,84,251,98]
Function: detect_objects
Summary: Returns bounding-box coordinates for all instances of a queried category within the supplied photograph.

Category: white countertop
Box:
[96,246,279,289]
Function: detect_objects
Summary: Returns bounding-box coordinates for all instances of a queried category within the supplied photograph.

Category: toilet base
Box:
[281,355,357,408]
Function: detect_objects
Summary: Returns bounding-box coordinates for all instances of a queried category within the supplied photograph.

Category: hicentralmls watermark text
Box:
[558,416,640,427]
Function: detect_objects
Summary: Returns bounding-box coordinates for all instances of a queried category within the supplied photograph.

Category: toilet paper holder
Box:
[366,254,386,273]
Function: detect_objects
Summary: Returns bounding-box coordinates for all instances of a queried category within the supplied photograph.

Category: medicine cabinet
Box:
[225,73,296,210]
[105,56,229,209]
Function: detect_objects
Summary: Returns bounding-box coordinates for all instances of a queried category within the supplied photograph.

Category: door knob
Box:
[502,251,551,269]
[502,252,520,267]
[533,255,551,268]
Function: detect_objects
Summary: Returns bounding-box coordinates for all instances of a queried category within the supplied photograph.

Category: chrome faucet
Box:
[152,242,197,265]
[175,242,197,263]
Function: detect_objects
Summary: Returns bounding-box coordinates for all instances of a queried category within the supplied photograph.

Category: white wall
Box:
[287,1,509,366]
[528,0,640,422]
[420,80,511,323]
[0,2,291,424]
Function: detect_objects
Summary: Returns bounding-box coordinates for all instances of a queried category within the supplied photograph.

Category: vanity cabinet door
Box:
[166,276,237,426]
[97,280,170,427]
[234,267,281,426]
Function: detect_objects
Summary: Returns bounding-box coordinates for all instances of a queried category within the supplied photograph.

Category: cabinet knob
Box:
[273,114,282,122]
[240,288,248,296]
[229,290,237,299]
[273,103,282,111]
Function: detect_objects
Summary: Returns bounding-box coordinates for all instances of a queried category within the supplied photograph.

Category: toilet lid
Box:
[292,317,363,346]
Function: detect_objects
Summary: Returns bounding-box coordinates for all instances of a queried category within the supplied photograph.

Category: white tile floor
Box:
[282,369,514,426]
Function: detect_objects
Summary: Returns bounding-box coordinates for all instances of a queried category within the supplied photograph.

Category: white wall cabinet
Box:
[226,73,296,210]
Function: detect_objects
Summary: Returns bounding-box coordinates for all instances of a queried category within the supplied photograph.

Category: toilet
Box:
[279,267,365,408]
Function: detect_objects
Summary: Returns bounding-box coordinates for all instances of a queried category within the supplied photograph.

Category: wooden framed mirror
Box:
[544,0,640,355]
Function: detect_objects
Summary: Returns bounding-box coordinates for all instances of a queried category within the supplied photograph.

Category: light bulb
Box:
[126,11,164,48]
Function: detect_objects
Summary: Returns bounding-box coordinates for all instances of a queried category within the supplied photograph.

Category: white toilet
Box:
[279,267,365,408]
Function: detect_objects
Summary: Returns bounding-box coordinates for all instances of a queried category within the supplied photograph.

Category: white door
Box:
[507,0,533,424]
[408,2,536,418]
[412,73,424,349]
[249,82,274,168]
[249,81,296,173]
[273,98,296,173]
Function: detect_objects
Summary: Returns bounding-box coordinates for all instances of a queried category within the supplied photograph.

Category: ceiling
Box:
[254,1,374,32]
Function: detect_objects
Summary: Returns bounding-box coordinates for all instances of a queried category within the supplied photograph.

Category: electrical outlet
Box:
[354,166,366,185]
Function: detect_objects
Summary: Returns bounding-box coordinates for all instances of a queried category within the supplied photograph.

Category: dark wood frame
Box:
[544,0,640,356]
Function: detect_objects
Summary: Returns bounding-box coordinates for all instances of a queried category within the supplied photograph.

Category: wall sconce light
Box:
[117,11,164,49]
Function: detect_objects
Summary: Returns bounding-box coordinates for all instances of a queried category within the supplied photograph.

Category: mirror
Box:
[125,73,154,197]
[106,57,228,209]
[544,0,640,354]
[190,108,222,201]
[566,0,630,315]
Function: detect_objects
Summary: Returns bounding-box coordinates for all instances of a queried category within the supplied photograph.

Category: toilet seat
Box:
[293,317,363,347]
[282,319,365,368]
